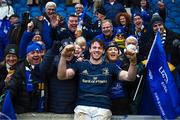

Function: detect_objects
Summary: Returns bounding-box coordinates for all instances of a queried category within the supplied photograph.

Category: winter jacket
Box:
[40,48,78,113]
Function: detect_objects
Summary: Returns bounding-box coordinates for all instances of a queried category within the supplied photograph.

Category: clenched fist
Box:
[61,44,75,58]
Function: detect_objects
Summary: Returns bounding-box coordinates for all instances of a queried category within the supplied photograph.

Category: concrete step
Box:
[17,113,180,120]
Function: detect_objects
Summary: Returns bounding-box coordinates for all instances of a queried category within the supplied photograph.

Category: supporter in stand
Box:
[0,42,44,113]
[57,38,137,119]
[0,44,18,95]
[104,0,126,25]
[40,39,78,113]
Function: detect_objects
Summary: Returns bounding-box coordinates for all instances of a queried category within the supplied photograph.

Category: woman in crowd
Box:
[105,41,131,115]
[115,12,132,36]
[0,44,18,95]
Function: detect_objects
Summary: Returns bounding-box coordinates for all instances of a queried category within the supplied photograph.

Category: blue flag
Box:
[82,0,88,6]
[146,31,180,119]
[1,90,16,120]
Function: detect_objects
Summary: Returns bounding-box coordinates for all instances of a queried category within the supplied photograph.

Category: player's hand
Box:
[61,44,75,58]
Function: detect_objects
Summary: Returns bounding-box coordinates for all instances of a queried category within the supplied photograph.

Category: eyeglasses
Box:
[116,34,125,38]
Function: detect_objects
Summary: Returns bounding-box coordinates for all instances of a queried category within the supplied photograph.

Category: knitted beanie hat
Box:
[4,44,18,57]
[151,13,163,26]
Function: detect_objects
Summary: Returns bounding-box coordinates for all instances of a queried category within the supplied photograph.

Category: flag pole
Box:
[133,75,143,101]
[132,31,159,102]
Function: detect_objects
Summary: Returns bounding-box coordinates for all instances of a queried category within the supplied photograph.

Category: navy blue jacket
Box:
[104,1,126,24]
[0,65,7,95]
[4,60,44,113]
[40,49,78,113]
[95,29,117,47]
[19,31,34,59]
[0,30,9,62]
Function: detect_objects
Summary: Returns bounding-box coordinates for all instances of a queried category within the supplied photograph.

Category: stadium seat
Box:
[31,11,42,18]
[58,0,66,3]
[13,3,21,13]
[56,7,64,13]
[66,6,75,14]
[92,16,97,23]
[165,21,177,29]
[58,11,67,17]
[19,0,27,5]
[86,11,93,18]
[174,17,180,26]
[52,0,59,4]
[30,6,41,12]
[174,0,180,3]
[16,7,29,17]
[172,28,180,34]
[57,3,65,9]
[170,12,179,19]
[165,17,173,23]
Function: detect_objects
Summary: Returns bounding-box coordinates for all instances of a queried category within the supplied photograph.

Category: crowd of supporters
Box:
[0,0,179,119]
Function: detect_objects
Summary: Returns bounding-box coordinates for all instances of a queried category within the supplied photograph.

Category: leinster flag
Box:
[146,31,180,119]
[0,90,16,120]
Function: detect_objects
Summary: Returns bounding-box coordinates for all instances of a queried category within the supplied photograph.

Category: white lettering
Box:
[161,82,168,93]
[82,79,107,84]
[154,92,166,117]
[159,66,168,84]
[148,69,153,80]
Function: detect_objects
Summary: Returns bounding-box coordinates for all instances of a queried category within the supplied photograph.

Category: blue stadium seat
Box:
[57,11,67,19]
[169,12,179,19]
[31,11,42,18]
[19,0,27,5]
[174,0,180,3]
[16,7,29,17]
[168,7,180,13]
[174,17,180,26]
[13,0,20,3]
[30,6,41,12]
[52,0,59,4]
[165,21,177,29]
[56,7,64,13]
[58,3,65,9]
[165,17,173,23]
[13,3,21,13]
[86,11,93,18]
[66,6,75,14]
[92,16,97,23]
[58,0,66,3]
[172,28,180,34]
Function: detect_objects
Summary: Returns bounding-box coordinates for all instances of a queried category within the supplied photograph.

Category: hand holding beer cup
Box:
[124,36,138,64]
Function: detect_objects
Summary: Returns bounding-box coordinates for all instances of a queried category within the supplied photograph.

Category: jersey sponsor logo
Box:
[82,69,88,75]
[82,79,107,84]
[102,68,109,75]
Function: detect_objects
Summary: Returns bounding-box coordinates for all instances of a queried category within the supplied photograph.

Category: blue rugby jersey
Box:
[71,60,121,109]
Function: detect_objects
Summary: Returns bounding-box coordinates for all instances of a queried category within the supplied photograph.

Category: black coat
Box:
[130,24,152,63]
[149,29,180,66]
[0,65,8,95]
[5,60,43,113]
[40,49,78,113]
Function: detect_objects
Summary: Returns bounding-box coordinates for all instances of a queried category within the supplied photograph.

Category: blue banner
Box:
[146,31,180,119]
[1,90,16,120]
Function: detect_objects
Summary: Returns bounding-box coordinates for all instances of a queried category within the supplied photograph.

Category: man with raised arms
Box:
[57,38,137,120]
